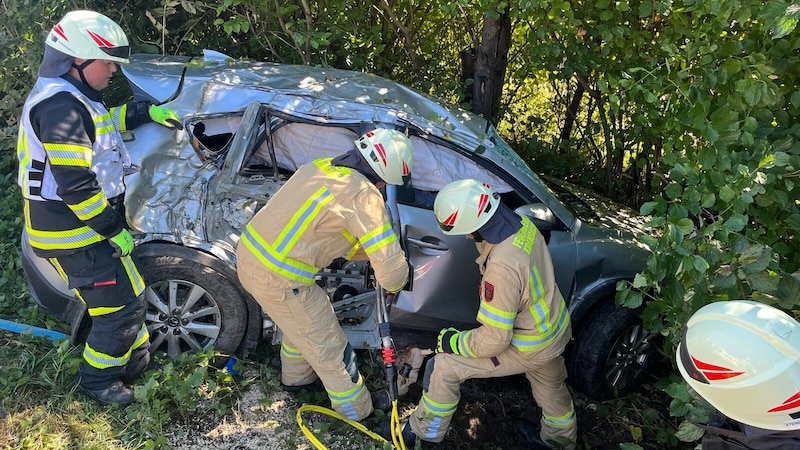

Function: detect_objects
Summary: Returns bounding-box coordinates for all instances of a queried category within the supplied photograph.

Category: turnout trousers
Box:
[238,268,373,421]
[48,243,150,389]
[409,342,577,447]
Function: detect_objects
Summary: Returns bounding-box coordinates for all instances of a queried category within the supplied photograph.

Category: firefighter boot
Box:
[513,419,551,449]
[79,381,135,407]
[379,420,417,447]
[371,389,392,414]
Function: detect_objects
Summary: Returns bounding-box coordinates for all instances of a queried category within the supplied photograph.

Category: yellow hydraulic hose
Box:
[296,400,406,450]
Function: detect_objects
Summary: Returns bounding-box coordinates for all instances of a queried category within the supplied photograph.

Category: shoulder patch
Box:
[483,281,494,302]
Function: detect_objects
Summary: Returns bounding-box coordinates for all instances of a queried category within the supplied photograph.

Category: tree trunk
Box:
[558,80,585,153]
[470,10,511,121]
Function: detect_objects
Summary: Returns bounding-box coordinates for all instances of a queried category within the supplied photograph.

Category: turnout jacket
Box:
[238,157,409,291]
[17,76,147,257]
[457,216,571,359]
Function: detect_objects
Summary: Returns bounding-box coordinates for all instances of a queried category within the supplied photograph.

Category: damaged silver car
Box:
[21,51,654,399]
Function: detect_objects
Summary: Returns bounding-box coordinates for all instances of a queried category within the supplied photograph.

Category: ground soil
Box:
[163,347,693,450]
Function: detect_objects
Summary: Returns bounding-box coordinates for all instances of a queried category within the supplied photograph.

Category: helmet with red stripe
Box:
[433,179,500,235]
[355,128,413,186]
[677,300,800,430]
[46,10,130,64]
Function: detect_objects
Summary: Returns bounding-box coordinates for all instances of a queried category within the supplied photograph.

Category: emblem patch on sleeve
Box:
[483,281,494,302]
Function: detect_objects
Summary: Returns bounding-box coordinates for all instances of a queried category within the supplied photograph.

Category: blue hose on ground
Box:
[0,318,67,341]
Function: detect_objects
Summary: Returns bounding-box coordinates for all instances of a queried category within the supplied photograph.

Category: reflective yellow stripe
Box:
[273,186,333,254]
[95,112,116,135]
[529,266,552,334]
[421,392,458,417]
[457,330,476,358]
[131,324,150,351]
[89,305,124,317]
[17,129,30,188]
[110,104,128,131]
[68,191,108,221]
[281,342,304,359]
[241,225,319,284]
[477,302,516,330]
[326,374,367,420]
[120,255,145,297]
[359,223,397,255]
[341,230,361,259]
[43,142,92,168]
[543,401,576,428]
[48,257,84,302]
[83,342,132,369]
[26,200,105,250]
[512,300,570,352]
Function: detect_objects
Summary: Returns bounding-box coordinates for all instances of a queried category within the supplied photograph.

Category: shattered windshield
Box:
[486,126,540,181]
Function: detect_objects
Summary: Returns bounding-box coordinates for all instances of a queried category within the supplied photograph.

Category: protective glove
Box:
[436,327,462,355]
[109,229,135,258]
[148,105,183,130]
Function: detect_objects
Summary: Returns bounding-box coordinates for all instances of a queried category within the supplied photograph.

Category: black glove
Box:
[436,327,462,355]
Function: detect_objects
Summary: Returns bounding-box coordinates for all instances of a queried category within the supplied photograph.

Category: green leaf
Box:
[693,255,709,273]
[701,193,716,208]
[777,275,800,309]
[723,215,746,232]
[749,271,778,293]
[640,201,658,215]
[675,421,705,443]
[665,182,683,199]
[671,217,695,235]
[773,16,799,39]
[619,443,644,450]
[719,185,735,203]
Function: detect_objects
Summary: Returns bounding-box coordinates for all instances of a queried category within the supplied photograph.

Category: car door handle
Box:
[406,237,450,252]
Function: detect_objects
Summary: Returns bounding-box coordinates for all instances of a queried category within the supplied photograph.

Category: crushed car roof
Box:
[123,51,491,153]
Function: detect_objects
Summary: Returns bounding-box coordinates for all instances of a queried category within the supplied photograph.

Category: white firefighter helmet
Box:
[46,10,130,64]
[355,128,413,185]
[676,300,800,431]
[433,179,501,235]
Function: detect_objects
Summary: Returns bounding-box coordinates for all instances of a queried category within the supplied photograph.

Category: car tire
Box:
[567,303,654,400]
[138,249,248,359]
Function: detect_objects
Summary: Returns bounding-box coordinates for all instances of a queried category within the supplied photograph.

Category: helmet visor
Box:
[100,45,130,61]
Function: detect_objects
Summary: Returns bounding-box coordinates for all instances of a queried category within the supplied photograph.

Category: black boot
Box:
[513,419,551,449]
[79,381,135,406]
[379,420,417,447]
[121,357,162,384]
[371,389,392,414]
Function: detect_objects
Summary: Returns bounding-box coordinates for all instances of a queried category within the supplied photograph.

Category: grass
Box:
[0,327,698,450]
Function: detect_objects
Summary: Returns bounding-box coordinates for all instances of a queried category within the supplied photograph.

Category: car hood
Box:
[542,176,650,240]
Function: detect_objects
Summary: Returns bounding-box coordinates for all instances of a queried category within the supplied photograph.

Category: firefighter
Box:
[394,179,577,449]
[17,10,181,406]
[236,128,413,421]
[677,300,800,449]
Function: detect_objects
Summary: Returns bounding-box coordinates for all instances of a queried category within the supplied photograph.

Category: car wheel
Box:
[567,303,655,400]
[138,253,248,359]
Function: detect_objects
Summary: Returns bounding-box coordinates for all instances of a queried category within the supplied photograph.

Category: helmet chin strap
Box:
[72,59,94,87]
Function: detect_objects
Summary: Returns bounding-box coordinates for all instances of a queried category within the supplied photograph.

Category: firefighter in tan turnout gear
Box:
[396,179,577,449]
[16,10,181,406]
[236,128,413,421]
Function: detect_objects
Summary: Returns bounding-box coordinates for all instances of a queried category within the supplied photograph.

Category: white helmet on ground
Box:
[355,128,413,185]
[46,10,130,64]
[433,179,500,235]
[676,300,800,431]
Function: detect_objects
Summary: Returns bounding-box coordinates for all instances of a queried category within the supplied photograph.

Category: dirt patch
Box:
[161,351,690,450]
